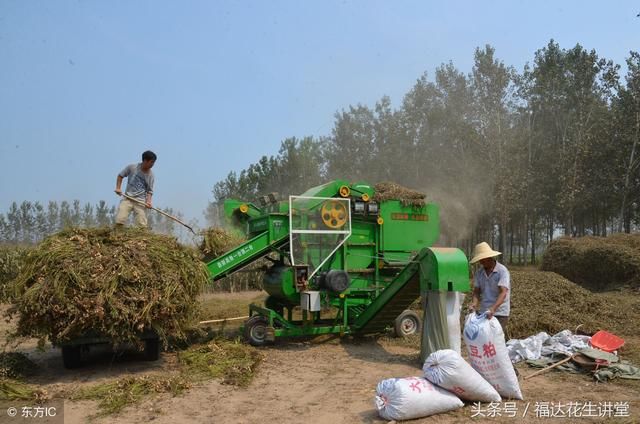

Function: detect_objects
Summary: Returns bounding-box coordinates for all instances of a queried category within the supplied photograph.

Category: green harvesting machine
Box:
[207,180,470,347]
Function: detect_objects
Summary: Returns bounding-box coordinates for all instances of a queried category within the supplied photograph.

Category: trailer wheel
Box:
[394,310,421,337]
[244,315,270,346]
[143,337,161,361]
[62,345,82,369]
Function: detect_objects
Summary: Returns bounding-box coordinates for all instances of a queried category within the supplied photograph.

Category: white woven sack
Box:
[375,377,463,421]
[423,349,501,402]
[463,313,523,400]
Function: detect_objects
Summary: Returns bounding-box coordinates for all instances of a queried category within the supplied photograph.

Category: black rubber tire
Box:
[62,345,82,369]
[394,310,422,337]
[143,337,161,361]
[244,315,270,347]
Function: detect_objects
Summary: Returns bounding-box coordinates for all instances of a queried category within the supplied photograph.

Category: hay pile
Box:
[7,228,209,346]
[199,227,244,262]
[373,182,426,207]
[541,234,640,291]
[508,271,640,339]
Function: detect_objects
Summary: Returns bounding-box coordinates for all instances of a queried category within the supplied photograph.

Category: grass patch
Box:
[179,338,263,387]
[199,292,266,321]
[72,374,191,417]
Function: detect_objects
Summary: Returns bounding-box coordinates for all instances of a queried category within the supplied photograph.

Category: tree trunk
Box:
[531,220,536,265]
[619,111,640,233]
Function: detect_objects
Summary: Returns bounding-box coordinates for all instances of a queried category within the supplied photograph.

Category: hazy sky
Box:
[1,1,638,226]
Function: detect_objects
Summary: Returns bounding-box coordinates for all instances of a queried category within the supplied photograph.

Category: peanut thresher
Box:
[206,180,470,354]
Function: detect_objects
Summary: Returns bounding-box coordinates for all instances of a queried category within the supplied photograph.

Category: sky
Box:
[1,0,639,227]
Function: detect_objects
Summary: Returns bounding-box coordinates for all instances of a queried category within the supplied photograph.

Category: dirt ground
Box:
[2,292,639,423]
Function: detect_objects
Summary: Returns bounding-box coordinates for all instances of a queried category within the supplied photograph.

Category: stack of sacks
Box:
[374,312,526,420]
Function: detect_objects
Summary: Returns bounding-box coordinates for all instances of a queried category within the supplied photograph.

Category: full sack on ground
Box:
[423,349,501,402]
[463,313,523,400]
[375,377,463,421]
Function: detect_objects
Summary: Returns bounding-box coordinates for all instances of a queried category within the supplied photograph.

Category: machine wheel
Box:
[62,345,82,369]
[244,315,271,347]
[394,310,422,337]
[143,337,161,361]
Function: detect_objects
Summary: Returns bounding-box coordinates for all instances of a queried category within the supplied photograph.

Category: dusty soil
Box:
[2,293,639,423]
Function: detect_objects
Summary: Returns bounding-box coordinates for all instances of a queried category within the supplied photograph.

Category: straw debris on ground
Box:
[7,227,209,346]
[0,378,48,402]
[72,374,191,417]
[373,182,426,207]
[541,234,640,291]
[178,337,263,387]
[72,337,262,417]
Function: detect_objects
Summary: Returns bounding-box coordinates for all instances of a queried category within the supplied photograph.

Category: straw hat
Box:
[470,242,501,264]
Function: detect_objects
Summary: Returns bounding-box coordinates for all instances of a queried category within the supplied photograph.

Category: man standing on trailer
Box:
[114,150,157,228]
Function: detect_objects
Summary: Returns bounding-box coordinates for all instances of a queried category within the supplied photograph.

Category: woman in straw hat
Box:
[469,242,511,338]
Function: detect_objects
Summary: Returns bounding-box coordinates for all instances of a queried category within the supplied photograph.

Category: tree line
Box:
[0,200,186,244]
[208,40,640,264]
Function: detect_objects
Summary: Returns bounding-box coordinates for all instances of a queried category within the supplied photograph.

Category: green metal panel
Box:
[420,247,470,292]
[248,216,269,234]
[349,181,375,200]
[248,214,288,239]
[379,201,439,255]
[207,229,289,280]
[298,179,350,198]
[263,266,298,302]
[345,222,376,269]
